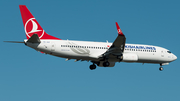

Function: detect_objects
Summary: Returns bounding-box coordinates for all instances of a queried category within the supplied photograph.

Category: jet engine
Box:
[122,53,138,62]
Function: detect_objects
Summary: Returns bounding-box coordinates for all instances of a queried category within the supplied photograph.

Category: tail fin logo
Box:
[118,29,121,33]
[25,18,44,38]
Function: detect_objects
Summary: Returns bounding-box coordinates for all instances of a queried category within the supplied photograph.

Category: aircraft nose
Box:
[173,54,177,61]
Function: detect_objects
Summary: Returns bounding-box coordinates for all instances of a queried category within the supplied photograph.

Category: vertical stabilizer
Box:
[19,5,60,40]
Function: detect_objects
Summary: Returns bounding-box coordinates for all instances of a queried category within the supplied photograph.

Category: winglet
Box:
[115,22,124,36]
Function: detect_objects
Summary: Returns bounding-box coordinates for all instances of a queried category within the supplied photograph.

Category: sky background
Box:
[0,0,180,101]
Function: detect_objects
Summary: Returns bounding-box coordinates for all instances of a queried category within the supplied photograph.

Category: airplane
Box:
[5,5,177,71]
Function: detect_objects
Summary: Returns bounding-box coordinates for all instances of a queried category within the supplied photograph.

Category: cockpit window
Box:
[167,51,171,53]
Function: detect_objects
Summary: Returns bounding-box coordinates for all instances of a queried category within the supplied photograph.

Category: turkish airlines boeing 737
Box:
[5,5,177,71]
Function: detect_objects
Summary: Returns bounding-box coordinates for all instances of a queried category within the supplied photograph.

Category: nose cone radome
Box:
[172,54,177,61]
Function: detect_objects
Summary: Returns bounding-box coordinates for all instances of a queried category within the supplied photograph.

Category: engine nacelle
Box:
[97,61,115,67]
[122,53,138,62]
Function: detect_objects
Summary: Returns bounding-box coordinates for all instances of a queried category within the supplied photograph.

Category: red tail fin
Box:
[19,5,60,40]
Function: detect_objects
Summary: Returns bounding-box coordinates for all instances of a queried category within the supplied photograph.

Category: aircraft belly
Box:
[137,53,170,63]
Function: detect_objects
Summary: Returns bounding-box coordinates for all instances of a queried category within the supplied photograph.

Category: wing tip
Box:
[115,22,124,36]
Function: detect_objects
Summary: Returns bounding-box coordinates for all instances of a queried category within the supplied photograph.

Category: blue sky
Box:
[0,0,180,101]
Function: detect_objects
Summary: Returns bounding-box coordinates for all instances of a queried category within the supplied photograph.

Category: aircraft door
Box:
[51,43,56,51]
[161,50,164,57]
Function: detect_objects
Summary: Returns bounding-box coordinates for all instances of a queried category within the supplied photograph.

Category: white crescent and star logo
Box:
[25,18,44,38]
[118,29,121,33]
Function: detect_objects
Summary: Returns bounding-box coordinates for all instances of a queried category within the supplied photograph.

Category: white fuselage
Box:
[25,39,177,65]
[15,5,177,70]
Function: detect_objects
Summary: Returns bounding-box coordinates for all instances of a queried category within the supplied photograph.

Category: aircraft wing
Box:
[101,22,126,58]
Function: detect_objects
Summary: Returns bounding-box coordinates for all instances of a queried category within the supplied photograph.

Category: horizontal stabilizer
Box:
[27,34,41,43]
[4,41,24,43]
